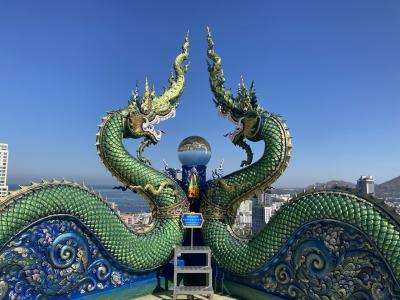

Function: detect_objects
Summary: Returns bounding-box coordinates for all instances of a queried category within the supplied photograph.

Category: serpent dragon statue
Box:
[0,29,399,299]
[201,29,400,298]
[0,34,189,290]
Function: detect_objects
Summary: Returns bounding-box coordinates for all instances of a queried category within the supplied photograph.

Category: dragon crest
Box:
[121,33,189,164]
[207,28,262,166]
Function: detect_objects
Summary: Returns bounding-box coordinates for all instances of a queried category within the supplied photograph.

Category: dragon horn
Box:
[128,81,139,108]
[151,33,189,115]
[139,77,153,112]
[144,78,150,97]
[207,27,234,109]
[248,80,259,109]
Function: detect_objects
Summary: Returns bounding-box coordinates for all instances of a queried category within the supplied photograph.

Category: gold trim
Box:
[153,197,189,219]
[200,197,228,220]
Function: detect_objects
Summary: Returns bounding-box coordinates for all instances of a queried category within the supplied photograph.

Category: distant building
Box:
[109,201,120,215]
[238,199,252,214]
[252,204,273,234]
[0,144,8,197]
[357,176,374,196]
[120,213,137,225]
[235,191,291,235]
[255,188,274,206]
[264,206,273,224]
[252,194,271,234]
[271,202,284,212]
[250,189,290,234]
[237,199,252,225]
[255,192,267,206]
[120,212,153,226]
[139,213,152,225]
[252,205,263,234]
[273,194,291,202]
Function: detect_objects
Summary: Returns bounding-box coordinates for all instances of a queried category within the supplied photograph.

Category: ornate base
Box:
[220,220,400,300]
[0,218,165,299]
[2,218,400,299]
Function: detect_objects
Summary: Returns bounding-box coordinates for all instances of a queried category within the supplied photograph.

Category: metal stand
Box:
[191,228,193,249]
[173,246,214,300]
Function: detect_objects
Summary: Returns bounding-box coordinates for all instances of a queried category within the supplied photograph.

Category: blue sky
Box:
[0,1,399,187]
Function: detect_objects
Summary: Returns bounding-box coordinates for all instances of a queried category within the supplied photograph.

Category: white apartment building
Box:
[264,206,273,224]
[237,199,252,214]
[0,144,8,197]
[357,175,374,196]
[273,194,292,202]
[236,192,292,234]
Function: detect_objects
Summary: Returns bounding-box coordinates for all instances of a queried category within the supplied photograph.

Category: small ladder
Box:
[173,246,214,300]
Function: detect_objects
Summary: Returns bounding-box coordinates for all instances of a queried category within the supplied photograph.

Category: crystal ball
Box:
[178,136,211,166]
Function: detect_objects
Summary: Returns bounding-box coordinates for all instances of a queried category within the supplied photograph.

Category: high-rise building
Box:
[357,175,374,196]
[0,144,8,197]
[264,206,273,224]
[238,199,252,214]
[236,199,252,225]
[252,192,275,234]
[255,188,274,206]
[252,204,273,234]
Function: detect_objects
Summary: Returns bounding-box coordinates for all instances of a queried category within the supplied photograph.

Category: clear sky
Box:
[0,1,399,187]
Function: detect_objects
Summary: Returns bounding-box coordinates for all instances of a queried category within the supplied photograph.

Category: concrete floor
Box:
[133,291,237,300]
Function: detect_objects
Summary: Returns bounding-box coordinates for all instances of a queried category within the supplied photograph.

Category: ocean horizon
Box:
[8,183,150,213]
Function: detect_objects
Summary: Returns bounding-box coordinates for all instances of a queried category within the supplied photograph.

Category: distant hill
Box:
[306,180,356,190]
[275,180,356,195]
[276,177,399,199]
[375,176,400,198]
[9,176,399,199]
[303,178,400,199]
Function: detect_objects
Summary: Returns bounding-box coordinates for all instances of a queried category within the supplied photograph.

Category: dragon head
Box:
[207,28,262,166]
[121,33,189,164]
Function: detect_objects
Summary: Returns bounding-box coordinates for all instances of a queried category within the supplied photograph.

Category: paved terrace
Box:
[134,291,237,299]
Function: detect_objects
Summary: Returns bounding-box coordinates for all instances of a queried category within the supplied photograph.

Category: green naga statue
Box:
[0,30,400,299]
[0,34,190,272]
[201,29,400,298]
[204,25,398,259]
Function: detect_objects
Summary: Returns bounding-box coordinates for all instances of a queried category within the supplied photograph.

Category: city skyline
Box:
[1,1,399,187]
[0,144,8,196]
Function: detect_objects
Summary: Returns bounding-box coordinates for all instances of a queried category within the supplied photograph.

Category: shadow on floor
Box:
[134,290,237,300]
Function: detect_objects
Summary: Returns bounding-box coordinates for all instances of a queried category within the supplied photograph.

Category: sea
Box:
[8,184,150,213]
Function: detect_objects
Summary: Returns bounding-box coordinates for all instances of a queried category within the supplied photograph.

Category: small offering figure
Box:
[187,166,200,199]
